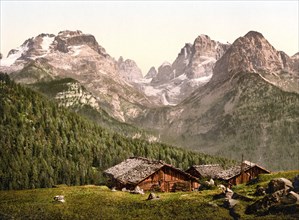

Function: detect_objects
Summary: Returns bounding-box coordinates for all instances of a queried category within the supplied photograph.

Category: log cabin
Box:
[104,157,199,192]
[216,160,270,185]
[186,164,224,179]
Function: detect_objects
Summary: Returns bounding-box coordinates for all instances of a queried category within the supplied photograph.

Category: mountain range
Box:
[1,30,298,170]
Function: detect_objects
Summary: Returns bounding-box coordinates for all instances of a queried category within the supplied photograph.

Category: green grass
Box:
[0,170,298,220]
[0,186,230,220]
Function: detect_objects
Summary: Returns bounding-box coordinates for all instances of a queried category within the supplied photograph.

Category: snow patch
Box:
[169,86,181,96]
[41,36,55,51]
[29,54,48,60]
[191,74,213,84]
[69,45,83,56]
[144,86,161,96]
[161,93,176,106]
[176,73,187,81]
[258,73,276,86]
[183,47,187,58]
[0,43,29,67]
[136,77,152,84]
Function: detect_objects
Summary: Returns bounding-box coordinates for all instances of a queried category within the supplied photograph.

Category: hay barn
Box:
[216,160,270,185]
[186,164,224,179]
[104,157,199,192]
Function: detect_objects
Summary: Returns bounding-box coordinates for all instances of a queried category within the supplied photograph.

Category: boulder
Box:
[267,178,293,193]
[205,178,215,186]
[225,188,234,199]
[245,189,299,214]
[281,191,299,205]
[53,195,65,203]
[111,187,116,192]
[223,198,239,209]
[218,184,226,193]
[131,186,144,194]
[293,175,299,193]
[147,192,160,200]
[254,185,266,196]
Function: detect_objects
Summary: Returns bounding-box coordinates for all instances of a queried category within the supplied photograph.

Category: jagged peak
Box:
[211,30,295,86]
[118,57,138,66]
[37,33,56,38]
[145,66,157,79]
[58,30,84,37]
[161,61,171,67]
[244,30,264,38]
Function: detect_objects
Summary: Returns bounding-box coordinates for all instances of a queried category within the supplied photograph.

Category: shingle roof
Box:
[104,157,197,185]
[104,157,164,184]
[216,160,270,180]
[188,164,224,178]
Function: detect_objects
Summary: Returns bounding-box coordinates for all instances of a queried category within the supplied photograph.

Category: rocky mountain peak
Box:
[57,30,83,38]
[186,34,230,79]
[211,31,298,93]
[151,62,173,84]
[53,30,108,57]
[145,66,157,79]
[117,57,143,82]
[228,30,286,73]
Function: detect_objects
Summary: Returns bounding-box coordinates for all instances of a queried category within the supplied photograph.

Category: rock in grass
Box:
[131,186,145,194]
[254,185,266,196]
[223,198,239,209]
[147,192,160,200]
[225,188,234,199]
[267,178,293,193]
[53,195,65,203]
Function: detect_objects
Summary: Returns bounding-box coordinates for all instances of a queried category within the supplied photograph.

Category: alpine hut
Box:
[104,157,199,192]
[216,160,270,185]
[186,164,224,179]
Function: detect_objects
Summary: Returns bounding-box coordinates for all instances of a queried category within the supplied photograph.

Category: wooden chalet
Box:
[186,164,224,179]
[216,160,270,185]
[104,157,199,192]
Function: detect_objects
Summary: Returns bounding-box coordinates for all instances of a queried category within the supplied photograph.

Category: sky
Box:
[0,1,298,75]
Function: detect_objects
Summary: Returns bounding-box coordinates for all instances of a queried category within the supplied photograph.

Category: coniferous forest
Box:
[0,73,234,190]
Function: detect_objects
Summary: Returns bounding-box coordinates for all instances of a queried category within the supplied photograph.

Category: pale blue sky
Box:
[1,1,298,74]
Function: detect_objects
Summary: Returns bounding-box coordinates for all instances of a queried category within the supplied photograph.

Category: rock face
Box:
[0,30,151,122]
[138,35,230,105]
[1,30,299,171]
[134,31,299,171]
[54,30,107,56]
[117,56,143,82]
[212,31,299,93]
[145,67,157,79]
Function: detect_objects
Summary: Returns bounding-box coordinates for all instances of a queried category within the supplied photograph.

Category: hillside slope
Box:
[0,73,234,190]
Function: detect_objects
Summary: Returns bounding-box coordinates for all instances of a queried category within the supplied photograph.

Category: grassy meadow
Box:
[0,171,298,220]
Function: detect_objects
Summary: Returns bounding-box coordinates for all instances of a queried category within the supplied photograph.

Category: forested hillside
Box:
[0,73,234,190]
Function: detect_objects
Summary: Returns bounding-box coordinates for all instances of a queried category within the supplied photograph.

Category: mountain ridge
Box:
[1,30,298,171]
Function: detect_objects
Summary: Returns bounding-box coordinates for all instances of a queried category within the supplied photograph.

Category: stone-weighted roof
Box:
[104,157,197,185]
[188,164,224,178]
[216,160,270,180]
